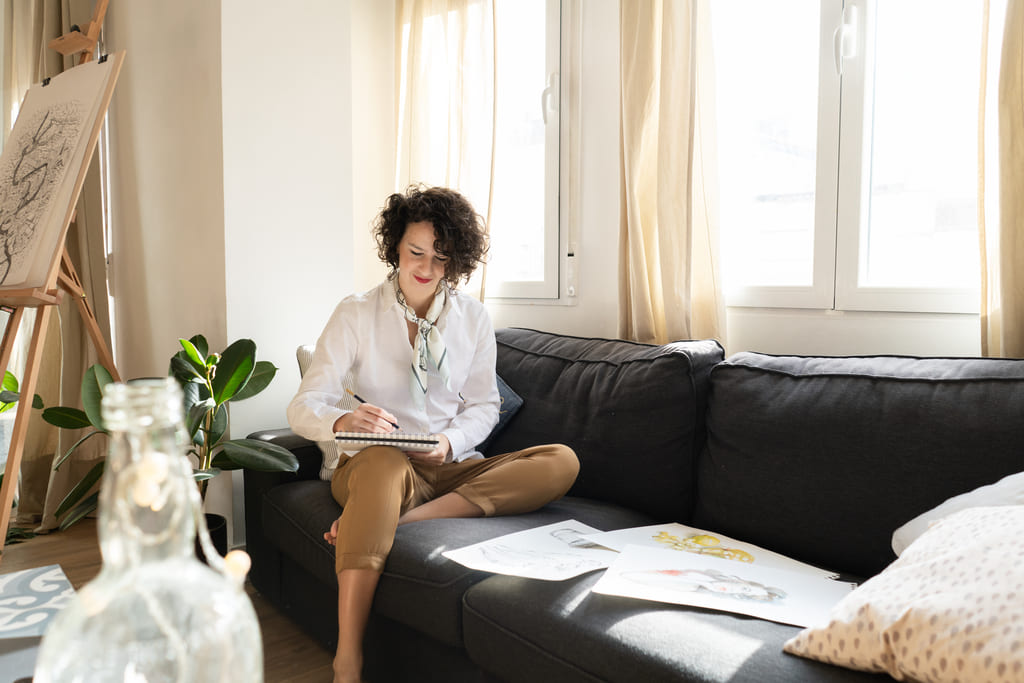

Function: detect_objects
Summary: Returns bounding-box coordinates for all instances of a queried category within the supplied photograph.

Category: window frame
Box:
[724,0,982,315]
[485,0,579,304]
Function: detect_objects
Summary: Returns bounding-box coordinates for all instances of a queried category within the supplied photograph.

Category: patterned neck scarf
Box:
[395,278,451,411]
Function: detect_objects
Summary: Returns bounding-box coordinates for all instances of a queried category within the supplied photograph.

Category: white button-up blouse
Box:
[286,279,500,462]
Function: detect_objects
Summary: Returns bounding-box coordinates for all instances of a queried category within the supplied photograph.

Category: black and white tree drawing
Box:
[0,101,83,286]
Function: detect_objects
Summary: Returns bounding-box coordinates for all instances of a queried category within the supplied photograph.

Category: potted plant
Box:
[0,370,42,544]
[41,336,298,553]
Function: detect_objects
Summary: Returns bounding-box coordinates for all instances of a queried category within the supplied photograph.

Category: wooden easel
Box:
[0,1,121,558]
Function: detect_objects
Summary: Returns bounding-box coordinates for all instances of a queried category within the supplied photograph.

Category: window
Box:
[485,0,565,300]
[712,0,987,313]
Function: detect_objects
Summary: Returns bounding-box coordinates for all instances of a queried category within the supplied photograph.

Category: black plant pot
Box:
[196,512,228,564]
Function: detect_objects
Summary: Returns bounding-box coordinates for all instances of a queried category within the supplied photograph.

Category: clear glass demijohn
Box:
[34,378,263,682]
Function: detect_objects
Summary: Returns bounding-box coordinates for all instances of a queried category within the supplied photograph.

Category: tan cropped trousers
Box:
[329,443,579,573]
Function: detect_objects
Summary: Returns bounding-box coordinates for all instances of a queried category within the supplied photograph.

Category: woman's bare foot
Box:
[324,518,339,545]
[332,655,363,683]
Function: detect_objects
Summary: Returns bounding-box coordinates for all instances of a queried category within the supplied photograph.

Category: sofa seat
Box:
[463,572,888,683]
[260,477,655,648]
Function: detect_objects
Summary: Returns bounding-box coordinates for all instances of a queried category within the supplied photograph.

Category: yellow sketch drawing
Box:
[652,531,755,563]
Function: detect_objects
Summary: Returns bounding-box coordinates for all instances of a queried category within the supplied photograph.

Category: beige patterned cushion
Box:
[891,471,1024,556]
[784,505,1024,682]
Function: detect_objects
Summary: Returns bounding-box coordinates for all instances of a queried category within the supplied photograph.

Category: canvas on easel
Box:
[0,51,123,300]
[0,50,125,558]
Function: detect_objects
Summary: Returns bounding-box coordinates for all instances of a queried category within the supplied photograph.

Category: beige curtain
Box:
[981,0,1024,357]
[395,0,495,299]
[3,0,112,531]
[619,1,725,346]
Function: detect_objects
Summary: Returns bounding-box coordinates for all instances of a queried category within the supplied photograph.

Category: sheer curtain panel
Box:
[981,0,1024,357]
[395,0,496,299]
[618,0,725,346]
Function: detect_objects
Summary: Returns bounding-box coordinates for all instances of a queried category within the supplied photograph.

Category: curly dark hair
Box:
[373,185,489,286]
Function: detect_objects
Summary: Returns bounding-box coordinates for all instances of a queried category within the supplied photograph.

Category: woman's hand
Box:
[333,403,399,434]
[406,433,450,466]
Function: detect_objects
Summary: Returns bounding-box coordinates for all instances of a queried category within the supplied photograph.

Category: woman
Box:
[287,185,579,683]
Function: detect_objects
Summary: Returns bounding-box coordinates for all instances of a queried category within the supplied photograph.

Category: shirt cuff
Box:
[443,429,466,462]
[319,408,348,441]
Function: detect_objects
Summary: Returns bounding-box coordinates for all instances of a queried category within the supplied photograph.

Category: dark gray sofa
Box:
[244,327,1024,682]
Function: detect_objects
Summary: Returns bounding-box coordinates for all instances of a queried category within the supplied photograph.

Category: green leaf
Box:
[57,492,99,531]
[211,339,256,405]
[5,526,37,544]
[181,376,210,410]
[32,394,44,409]
[193,468,220,482]
[186,397,216,440]
[170,354,204,385]
[3,371,18,393]
[213,438,299,472]
[0,390,17,412]
[187,334,209,360]
[81,364,114,430]
[206,404,227,449]
[53,430,105,470]
[42,406,91,429]
[231,360,277,401]
[55,460,104,519]
[179,337,207,369]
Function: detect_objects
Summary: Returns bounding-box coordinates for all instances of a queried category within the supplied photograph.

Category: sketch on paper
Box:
[0,104,84,286]
[622,567,787,604]
[582,522,837,579]
[443,519,618,581]
[0,54,119,292]
[592,544,855,628]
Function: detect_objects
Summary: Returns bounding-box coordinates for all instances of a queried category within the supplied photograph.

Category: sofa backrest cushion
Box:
[489,328,724,522]
[693,352,1024,579]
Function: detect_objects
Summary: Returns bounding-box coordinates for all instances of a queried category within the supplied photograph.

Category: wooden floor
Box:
[1,519,335,682]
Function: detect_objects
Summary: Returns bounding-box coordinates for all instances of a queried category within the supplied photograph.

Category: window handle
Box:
[833,4,858,75]
[541,71,559,124]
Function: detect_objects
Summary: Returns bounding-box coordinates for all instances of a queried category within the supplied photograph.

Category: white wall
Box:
[106,0,227,377]
[726,309,980,357]
[107,1,355,544]
[221,0,354,542]
[351,0,395,292]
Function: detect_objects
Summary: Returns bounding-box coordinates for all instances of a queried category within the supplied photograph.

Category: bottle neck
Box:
[98,381,196,568]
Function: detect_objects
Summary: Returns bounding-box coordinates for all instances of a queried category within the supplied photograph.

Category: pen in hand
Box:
[346,388,401,430]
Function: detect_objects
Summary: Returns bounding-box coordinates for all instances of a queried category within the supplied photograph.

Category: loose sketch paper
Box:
[443,519,618,581]
[592,544,855,627]
[0,52,122,291]
[582,522,836,579]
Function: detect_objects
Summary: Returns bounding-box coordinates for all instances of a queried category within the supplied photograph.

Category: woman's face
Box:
[397,221,448,304]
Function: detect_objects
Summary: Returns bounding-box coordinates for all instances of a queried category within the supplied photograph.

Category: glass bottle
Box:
[34,378,263,682]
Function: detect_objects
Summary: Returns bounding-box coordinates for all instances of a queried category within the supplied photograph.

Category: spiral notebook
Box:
[334,431,439,452]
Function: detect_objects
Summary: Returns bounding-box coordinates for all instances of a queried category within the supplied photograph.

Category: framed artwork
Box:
[0,50,123,295]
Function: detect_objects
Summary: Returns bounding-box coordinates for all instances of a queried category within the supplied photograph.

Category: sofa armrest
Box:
[243,428,323,599]
[248,428,324,480]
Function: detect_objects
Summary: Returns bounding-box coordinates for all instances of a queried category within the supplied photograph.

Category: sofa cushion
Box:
[260,483,655,648]
[476,373,524,454]
[463,571,884,683]
[694,353,1024,578]
[489,328,724,522]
